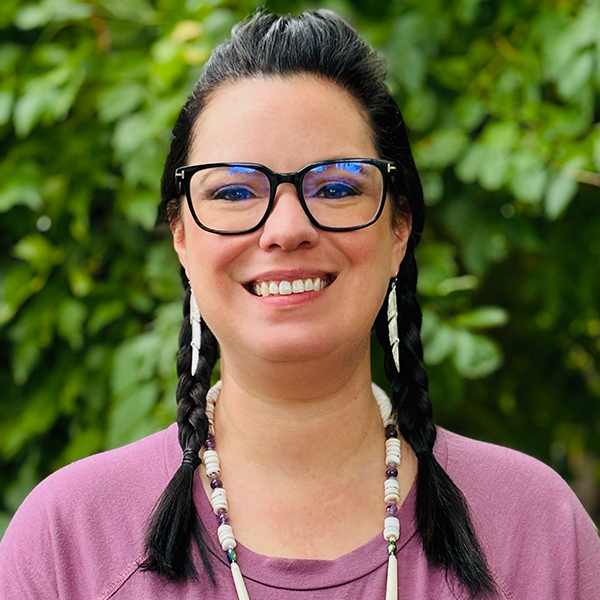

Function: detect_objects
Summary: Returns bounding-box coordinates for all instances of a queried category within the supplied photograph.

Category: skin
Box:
[172,75,418,559]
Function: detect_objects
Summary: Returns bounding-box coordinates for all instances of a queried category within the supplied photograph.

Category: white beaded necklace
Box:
[202,381,402,600]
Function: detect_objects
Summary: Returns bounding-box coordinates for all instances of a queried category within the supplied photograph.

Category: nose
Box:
[258,183,319,251]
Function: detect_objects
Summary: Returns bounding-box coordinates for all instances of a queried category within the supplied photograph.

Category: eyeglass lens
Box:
[188,161,384,232]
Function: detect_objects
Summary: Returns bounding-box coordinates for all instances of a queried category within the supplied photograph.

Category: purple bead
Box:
[386,467,398,478]
[204,435,215,450]
[386,502,398,517]
[217,507,227,517]
[218,512,230,525]
[385,425,398,439]
[210,478,223,489]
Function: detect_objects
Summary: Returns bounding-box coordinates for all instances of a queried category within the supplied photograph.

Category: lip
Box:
[243,270,337,297]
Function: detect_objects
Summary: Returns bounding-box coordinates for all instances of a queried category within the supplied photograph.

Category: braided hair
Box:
[145,9,497,596]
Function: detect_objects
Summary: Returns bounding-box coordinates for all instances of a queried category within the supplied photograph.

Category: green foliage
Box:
[1,0,600,535]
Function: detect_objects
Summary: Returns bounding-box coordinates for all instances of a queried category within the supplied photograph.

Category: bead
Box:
[386,502,398,517]
[387,540,397,555]
[204,435,215,450]
[385,438,401,467]
[384,478,400,503]
[210,478,223,489]
[218,512,230,525]
[386,467,398,478]
[227,547,237,564]
[211,487,229,514]
[217,523,237,551]
[383,516,400,541]
[372,383,394,426]
[203,449,220,476]
[385,425,398,439]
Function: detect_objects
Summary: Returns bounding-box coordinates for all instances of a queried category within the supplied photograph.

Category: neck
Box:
[213,345,384,481]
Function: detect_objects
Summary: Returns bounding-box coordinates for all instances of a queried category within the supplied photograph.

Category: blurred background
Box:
[1,0,599,536]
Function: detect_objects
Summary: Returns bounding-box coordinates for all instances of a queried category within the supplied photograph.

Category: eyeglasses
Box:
[175,158,396,235]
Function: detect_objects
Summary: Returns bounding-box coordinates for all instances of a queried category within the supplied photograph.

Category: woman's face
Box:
[173,76,410,368]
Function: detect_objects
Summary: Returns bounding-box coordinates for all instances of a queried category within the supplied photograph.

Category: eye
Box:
[212,186,254,201]
[315,182,359,199]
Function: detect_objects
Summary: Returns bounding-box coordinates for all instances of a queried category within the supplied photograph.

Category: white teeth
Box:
[253,277,329,297]
[279,281,292,295]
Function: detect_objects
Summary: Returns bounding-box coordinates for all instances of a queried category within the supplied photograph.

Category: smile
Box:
[247,275,335,297]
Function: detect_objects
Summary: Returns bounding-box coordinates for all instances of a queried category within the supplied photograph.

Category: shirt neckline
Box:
[163,421,450,590]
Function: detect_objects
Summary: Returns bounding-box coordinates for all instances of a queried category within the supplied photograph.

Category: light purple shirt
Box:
[1,424,599,599]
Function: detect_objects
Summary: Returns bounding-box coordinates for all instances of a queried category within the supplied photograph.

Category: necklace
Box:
[202,381,402,600]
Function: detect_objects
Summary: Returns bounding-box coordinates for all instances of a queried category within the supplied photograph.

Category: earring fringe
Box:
[387,279,400,372]
[190,289,201,376]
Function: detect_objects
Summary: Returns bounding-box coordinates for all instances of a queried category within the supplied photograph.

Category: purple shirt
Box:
[1,424,599,599]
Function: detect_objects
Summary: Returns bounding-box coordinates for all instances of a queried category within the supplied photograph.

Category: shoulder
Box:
[0,425,181,599]
[436,428,600,598]
[34,424,176,504]
[437,427,571,501]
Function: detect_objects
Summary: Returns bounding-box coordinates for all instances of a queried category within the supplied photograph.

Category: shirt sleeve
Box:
[0,479,62,599]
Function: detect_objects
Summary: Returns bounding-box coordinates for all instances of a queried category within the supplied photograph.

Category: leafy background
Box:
[1,0,599,536]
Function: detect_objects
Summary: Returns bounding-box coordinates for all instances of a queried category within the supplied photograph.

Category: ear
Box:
[390,212,412,277]
[171,209,188,273]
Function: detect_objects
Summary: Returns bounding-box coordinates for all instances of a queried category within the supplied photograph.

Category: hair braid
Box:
[141,283,219,582]
[375,257,496,597]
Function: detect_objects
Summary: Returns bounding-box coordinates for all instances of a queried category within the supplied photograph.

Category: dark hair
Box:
[144,9,496,597]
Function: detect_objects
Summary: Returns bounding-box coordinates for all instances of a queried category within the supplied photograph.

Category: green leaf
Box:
[453,330,503,378]
[1,265,43,324]
[67,263,94,298]
[557,50,595,100]
[106,381,160,449]
[454,95,486,130]
[0,179,42,213]
[0,44,21,75]
[97,81,146,123]
[12,233,64,273]
[57,298,87,350]
[15,0,93,30]
[414,128,468,170]
[593,132,600,173]
[13,90,49,137]
[87,301,126,335]
[416,243,458,295]
[0,90,13,125]
[424,324,456,365]
[545,171,579,220]
[453,307,509,329]
[509,151,547,204]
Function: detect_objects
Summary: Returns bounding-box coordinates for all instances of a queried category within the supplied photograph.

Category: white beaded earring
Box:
[190,289,201,376]
[387,278,400,372]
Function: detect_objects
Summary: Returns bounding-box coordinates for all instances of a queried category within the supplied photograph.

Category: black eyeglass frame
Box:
[174,158,397,235]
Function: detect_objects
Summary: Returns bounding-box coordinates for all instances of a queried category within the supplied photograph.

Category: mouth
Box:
[245,274,336,297]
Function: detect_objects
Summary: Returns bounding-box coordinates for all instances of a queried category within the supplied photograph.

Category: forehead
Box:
[188,75,378,170]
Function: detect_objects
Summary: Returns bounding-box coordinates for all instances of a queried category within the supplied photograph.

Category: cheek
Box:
[182,225,252,307]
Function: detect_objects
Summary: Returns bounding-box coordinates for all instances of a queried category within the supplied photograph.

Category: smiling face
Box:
[173,76,410,372]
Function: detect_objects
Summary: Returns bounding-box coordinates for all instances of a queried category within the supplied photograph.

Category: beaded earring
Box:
[387,278,400,372]
[190,289,201,376]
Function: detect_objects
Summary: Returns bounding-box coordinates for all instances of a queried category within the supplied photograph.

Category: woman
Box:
[1,10,599,600]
